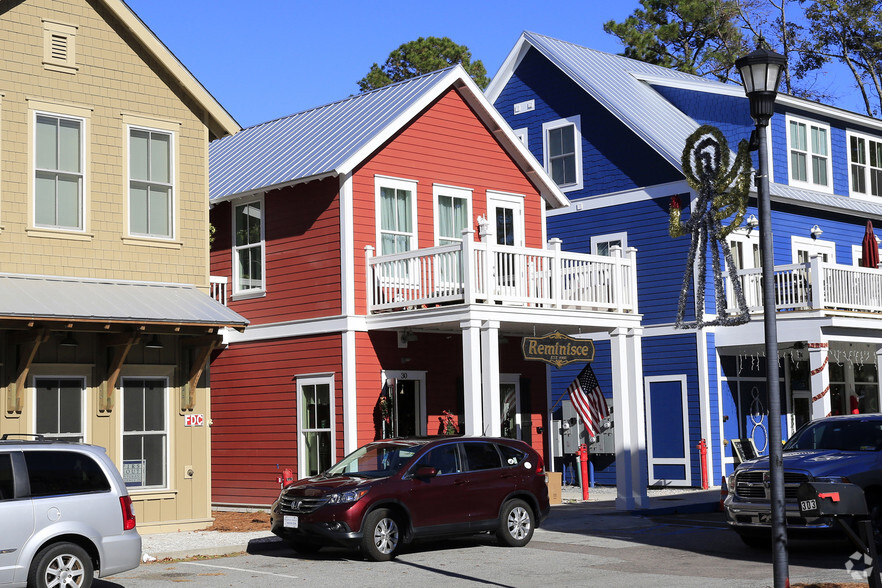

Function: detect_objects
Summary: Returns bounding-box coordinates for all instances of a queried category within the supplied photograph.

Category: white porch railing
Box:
[365,233,638,314]
[210,276,228,306]
[723,256,882,314]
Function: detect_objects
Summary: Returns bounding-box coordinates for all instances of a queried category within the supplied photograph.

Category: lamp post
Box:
[735,45,788,588]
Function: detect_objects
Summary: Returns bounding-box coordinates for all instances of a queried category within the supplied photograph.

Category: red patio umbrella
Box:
[862,220,880,269]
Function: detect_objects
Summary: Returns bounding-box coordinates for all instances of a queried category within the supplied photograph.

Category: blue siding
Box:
[707,332,722,485]
[652,86,755,151]
[494,48,681,197]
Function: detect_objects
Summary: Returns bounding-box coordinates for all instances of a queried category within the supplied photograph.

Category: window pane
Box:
[58,381,82,434]
[380,187,396,231]
[123,386,143,432]
[316,384,331,428]
[130,184,148,234]
[130,130,149,181]
[548,127,563,157]
[150,133,170,183]
[235,202,261,246]
[36,116,58,170]
[143,435,165,486]
[872,169,882,197]
[812,155,827,186]
[36,385,58,434]
[439,195,452,239]
[790,121,806,150]
[35,173,56,226]
[144,382,165,431]
[149,186,170,236]
[0,454,13,501]
[853,164,867,194]
[561,125,575,153]
[58,119,81,173]
[453,197,467,234]
[396,189,411,232]
[852,136,866,165]
[462,442,501,470]
[791,152,806,182]
[812,127,827,156]
[26,451,109,496]
[56,175,80,228]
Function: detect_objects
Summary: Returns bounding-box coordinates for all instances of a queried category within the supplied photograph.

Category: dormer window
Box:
[848,131,882,199]
[542,116,583,192]
[42,20,78,74]
[786,115,832,193]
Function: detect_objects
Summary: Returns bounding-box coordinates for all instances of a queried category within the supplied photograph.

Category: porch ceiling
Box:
[364,303,642,337]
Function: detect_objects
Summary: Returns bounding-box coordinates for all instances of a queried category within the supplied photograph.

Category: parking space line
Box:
[181,561,300,578]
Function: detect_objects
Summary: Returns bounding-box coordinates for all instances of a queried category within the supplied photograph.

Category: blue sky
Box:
[125,0,863,129]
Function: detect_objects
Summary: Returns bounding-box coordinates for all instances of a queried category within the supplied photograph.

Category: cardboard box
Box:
[547,471,562,505]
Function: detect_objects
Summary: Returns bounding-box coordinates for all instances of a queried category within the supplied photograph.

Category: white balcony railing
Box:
[722,256,882,315]
[365,233,638,314]
[210,275,228,306]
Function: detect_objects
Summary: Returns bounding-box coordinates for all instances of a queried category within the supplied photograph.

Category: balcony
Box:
[365,235,638,315]
[209,276,228,306]
[722,256,882,315]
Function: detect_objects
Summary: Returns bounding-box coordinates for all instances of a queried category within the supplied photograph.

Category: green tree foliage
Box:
[603,0,746,81]
[357,36,489,92]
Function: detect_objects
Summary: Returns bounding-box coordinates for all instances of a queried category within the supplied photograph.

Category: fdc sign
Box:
[184,414,205,427]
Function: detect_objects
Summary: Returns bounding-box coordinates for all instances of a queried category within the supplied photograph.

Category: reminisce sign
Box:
[521,331,595,368]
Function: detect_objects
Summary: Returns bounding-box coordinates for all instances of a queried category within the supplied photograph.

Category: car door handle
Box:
[453,478,469,486]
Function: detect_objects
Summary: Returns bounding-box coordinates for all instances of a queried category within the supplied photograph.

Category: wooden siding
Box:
[209,334,343,506]
[209,177,343,325]
[351,88,547,315]
[493,48,681,198]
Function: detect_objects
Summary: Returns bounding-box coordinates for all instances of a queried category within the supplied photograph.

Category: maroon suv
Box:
[270,437,550,561]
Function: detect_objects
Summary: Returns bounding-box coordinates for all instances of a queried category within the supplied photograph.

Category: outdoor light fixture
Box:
[144,335,164,349]
[810,224,823,238]
[736,42,790,588]
[745,214,759,228]
[59,332,78,347]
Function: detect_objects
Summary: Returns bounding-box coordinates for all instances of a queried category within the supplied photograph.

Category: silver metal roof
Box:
[209,68,457,202]
[0,274,248,328]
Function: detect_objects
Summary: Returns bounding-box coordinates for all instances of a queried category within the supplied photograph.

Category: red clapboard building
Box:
[206,66,643,507]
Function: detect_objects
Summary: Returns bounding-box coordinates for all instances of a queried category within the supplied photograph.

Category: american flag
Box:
[567,363,609,438]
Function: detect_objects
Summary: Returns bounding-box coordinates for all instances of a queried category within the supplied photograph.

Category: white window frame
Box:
[120,375,170,492]
[542,116,583,192]
[231,195,266,298]
[846,129,882,200]
[31,375,86,443]
[791,235,836,264]
[785,115,832,193]
[433,184,472,246]
[591,232,628,256]
[727,230,761,270]
[126,122,176,240]
[852,243,881,267]
[512,127,528,149]
[375,176,418,255]
[296,373,336,480]
[32,111,85,231]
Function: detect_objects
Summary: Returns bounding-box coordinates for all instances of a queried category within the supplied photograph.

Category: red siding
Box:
[210,335,343,506]
[351,88,547,314]
[209,177,343,325]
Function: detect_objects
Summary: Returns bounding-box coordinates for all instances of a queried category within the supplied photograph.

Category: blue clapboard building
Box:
[487,32,882,489]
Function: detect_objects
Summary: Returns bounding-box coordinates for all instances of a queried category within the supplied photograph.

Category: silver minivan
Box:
[0,437,141,588]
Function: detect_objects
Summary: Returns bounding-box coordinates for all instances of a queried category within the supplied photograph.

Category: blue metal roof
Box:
[209,68,458,202]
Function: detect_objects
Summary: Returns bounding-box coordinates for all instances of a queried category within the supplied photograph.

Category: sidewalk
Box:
[139,485,722,562]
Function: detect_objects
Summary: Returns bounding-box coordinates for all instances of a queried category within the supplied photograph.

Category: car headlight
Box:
[327,488,368,504]
[814,476,850,484]
[727,473,737,493]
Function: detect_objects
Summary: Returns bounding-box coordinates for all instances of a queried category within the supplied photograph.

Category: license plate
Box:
[284,515,299,528]
[758,513,771,524]
[800,499,817,513]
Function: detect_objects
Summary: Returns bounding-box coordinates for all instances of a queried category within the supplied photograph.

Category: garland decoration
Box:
[670,125,754,329]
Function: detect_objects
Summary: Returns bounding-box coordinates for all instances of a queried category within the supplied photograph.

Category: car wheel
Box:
[285,539,322,554]
[737,532,771,549]
[496,499,535,547]
[361,508,401,561]
[865,490,882,548]
[27,542,93,588]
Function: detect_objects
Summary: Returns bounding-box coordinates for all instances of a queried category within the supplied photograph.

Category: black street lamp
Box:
[735,45,789,588]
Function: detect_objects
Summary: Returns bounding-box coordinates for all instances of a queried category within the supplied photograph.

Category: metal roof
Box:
[0,274,248,329]
[771,182,882,219]
[209,68,457,202]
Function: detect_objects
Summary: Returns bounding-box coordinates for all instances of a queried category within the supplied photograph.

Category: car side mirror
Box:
[413,466,438,479]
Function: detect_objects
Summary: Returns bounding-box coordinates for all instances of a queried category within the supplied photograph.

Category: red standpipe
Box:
[697,439,708,490]
[578,444,590,501]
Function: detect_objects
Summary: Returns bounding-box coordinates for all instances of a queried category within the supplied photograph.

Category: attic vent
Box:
[42,19,78,74]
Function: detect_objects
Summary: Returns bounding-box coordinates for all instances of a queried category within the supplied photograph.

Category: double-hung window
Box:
[435,185,471,246]
[542,116,582,192]
[298,376,334,478]
[34,377,85,442]
[35,114,83,229]
[378,178,417,255]
[787,116,831,192]
[122,378,167,490]
[591,232,627,257]
[129,127,173,238]
[233,197,264,294]
[848,131,882,198]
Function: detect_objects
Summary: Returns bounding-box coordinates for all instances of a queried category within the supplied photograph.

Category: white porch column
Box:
[808,339,831,419]
[611,326,648,510]
[461,319,483,436]
[481,320,501,437]
[342,330,358,453]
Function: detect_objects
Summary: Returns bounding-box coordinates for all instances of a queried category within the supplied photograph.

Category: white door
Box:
[486,192,525,299]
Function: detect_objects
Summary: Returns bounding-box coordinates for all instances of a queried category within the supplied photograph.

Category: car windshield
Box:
[784,419,882,452]
[323,441,424,478]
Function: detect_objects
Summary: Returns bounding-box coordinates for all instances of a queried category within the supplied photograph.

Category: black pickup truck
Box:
[723,414,882,547]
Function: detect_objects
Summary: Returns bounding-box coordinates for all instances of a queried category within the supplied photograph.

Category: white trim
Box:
[486,190,525,247]
[30,374,87,444]
[231,194,266,295]
[432,184,473,246]
[845,128,882,201]
[785,114,833,194]
[295,374,336,479]
[696,331,714,486]
[381,370,428,436]
[590,232,627,256]
[342,331,357,454]
[484,33,531,103]
[542,115,583,192]
[549,181,692,215]
[124,121,177,241]
[375,176,418,254]
[30,109,88,232]
[340,173,355,316]
[512,127,528,149]
[644,374,691,486]
[120,374,171,492]
[791,235,836,264]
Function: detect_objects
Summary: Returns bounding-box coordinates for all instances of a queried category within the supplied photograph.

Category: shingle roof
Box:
[0,274,248,329]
